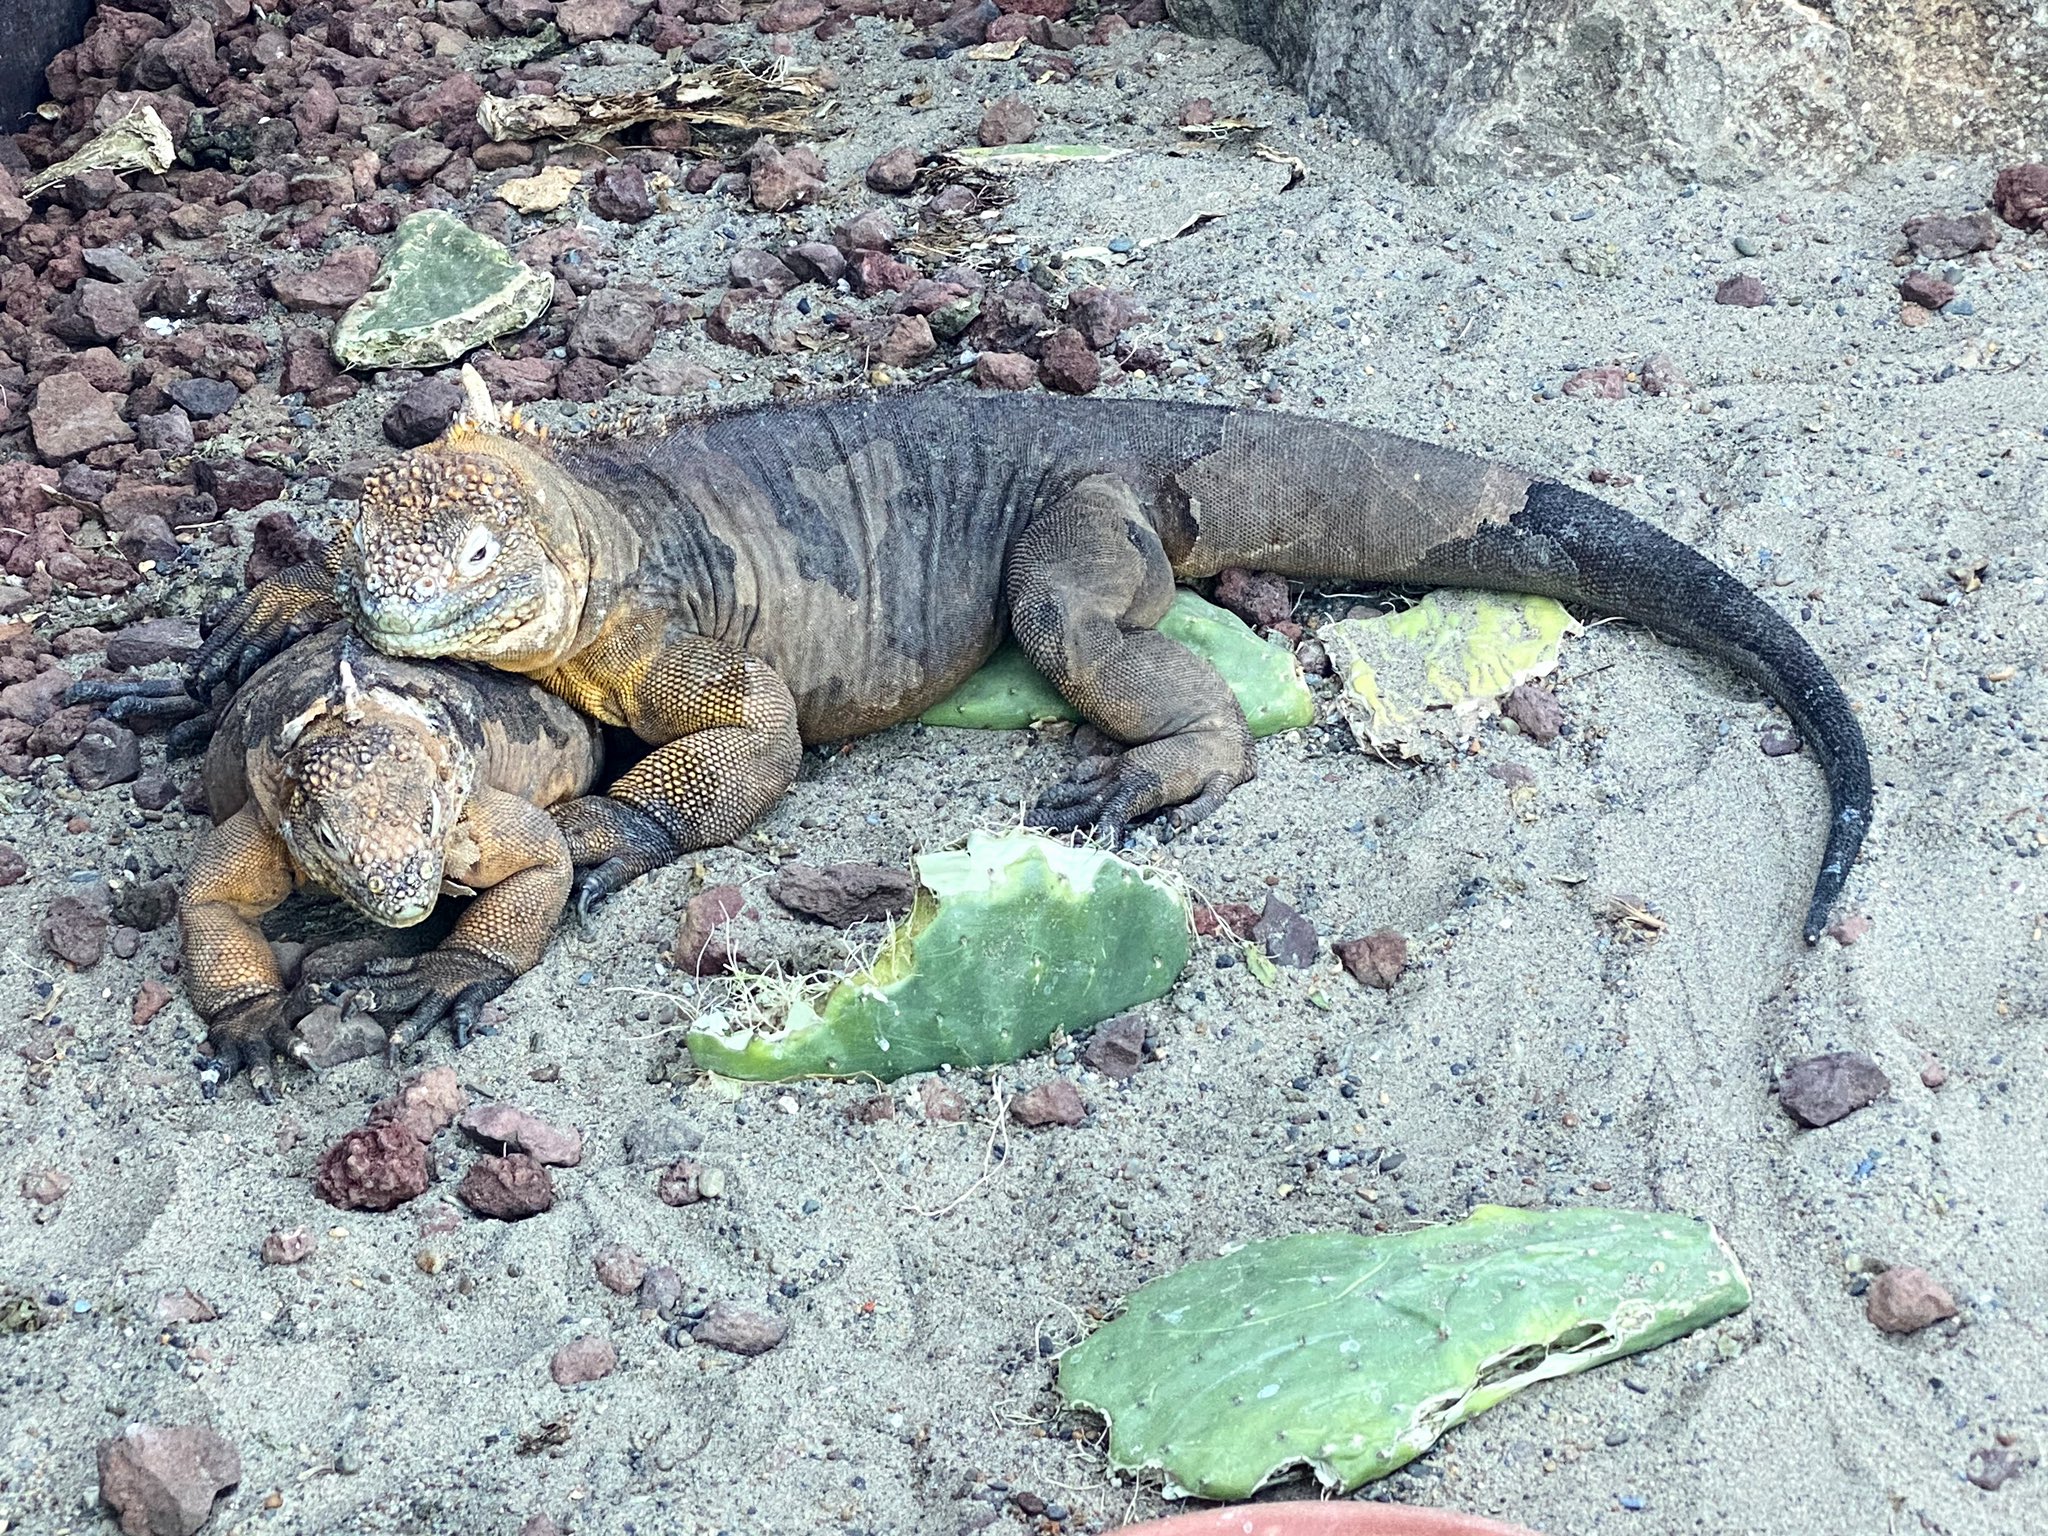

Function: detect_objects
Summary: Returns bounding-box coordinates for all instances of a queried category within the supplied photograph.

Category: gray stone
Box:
[1168,0,2048,186]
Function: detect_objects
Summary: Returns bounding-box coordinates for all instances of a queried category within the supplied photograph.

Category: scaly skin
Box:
[194,391,1872,941]
[91,624,601,1098]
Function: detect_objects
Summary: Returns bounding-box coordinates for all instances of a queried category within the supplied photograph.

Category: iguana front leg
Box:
[179,804,300,1101]
[324,789,573,1053]
[545,628,803,912]
[1008,473,1255,839]
[190,542,347,698]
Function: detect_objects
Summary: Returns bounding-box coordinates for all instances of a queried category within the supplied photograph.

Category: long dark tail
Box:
[1391,480,1871,943]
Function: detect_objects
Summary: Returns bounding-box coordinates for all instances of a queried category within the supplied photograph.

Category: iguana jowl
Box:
[199,390,1872,941]
[85,624,601,1096]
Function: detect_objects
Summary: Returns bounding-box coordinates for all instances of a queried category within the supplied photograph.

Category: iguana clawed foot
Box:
[64,677,219,756]
[550,796,683,918]
[320,949,516,1059]
[1028,743,1241,844]
[200,993,309,1105]
[189,556,344,699]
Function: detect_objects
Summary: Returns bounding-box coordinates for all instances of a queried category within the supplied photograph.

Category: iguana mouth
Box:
[351,580,533,656]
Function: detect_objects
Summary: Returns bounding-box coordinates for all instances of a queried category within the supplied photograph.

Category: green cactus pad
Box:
[686,831,1189,1082]
[1057,1205,1752,1499]
[333,211,554,370]
[922,590,1313,737]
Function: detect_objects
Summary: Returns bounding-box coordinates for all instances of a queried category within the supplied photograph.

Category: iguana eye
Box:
[458,526,499,575]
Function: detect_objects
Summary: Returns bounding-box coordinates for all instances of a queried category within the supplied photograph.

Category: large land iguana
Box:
[196,385,1871,942]
[79,624,600,1096]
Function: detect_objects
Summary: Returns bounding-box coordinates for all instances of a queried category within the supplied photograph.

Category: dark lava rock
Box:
[1501,683,1563,743]
[691,1301,788,1356]
[550,1336,618,1385]
[165,376,239,420]
[1638,352,1687,395]
[1713,274,1770,307]
[69,721,141,789]
[1902,210,2000,258]
[246,512,319,587]
[369,1065,468,1144]
[1992,163,2048,231]
[857,313,936,367]
[637,1264,685,1317]
[591,164,654,223]
[728,248,799,295]
[1252,892,1318,968]
[834,209,898,254]
[1080,1014,1146,1080]
[460,1103,584,1167]
[771,862,916,927]
[41,895,108,968]
[977,93,1038,147]
[314,1124,431,1211]
[569,291,658,364]
[1760,727,1803,757]
[293,1005,387,1071]
[783,241,846,284]
[1335,929,1408,990]
[1193,901,1259,939]
[674,884,748,975]
[270,247,381,314]
[458,1152,557,1219]
[865,146,918,193]
[1037,327,1100,394]
[107,619,201,669]
[1211,567,1289,629]
[0,846,25,886]
[1898,270,1957,310]
[656,1157,707,1206]
[594,1243,647,1295]
[383,373,467,448]
[112,878,179,932]
[96,1423,242,1536]
[1010,1080,1087,1127]
[1562,365,1627,399]
[1865,1265,1957,1334]
[1778,1051,1889,1128]
[974,351,1035,390]
[194,458,286,513]
[1066,285,1138,349]
[745,141,826,212]
[260,1227,315,1265]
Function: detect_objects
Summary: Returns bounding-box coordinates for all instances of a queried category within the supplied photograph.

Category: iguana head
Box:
[342,372,592,670]
[269,662,474,928]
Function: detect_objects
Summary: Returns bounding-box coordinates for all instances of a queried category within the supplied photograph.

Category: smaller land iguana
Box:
[196,380,1872,942]
[78,624,601,1097]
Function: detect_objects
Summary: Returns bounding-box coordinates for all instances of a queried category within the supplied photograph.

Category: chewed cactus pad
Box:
[686,830,1189,1082]
[333,211,553,370]
[922,589,1313,738]
[1057,1205,1752,1499]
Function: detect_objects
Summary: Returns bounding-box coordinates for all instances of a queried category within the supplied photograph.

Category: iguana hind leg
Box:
[323,789,571,1052]
[1008,474,1255,839]
[544,630,803,912]
[180,804,300,1101]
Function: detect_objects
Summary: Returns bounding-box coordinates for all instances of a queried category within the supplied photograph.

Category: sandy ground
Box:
[4,15,2048,1536]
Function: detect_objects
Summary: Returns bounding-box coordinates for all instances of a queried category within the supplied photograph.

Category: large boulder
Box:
[1169,0,2048,185]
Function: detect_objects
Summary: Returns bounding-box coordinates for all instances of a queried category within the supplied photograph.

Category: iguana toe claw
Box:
[332,950,515,1050]
[553,796,682,914]
[202,993,299,1103]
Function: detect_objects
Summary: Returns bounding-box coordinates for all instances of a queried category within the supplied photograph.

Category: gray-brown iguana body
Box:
[85,623,600,1095]
[198,391,1871,941]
